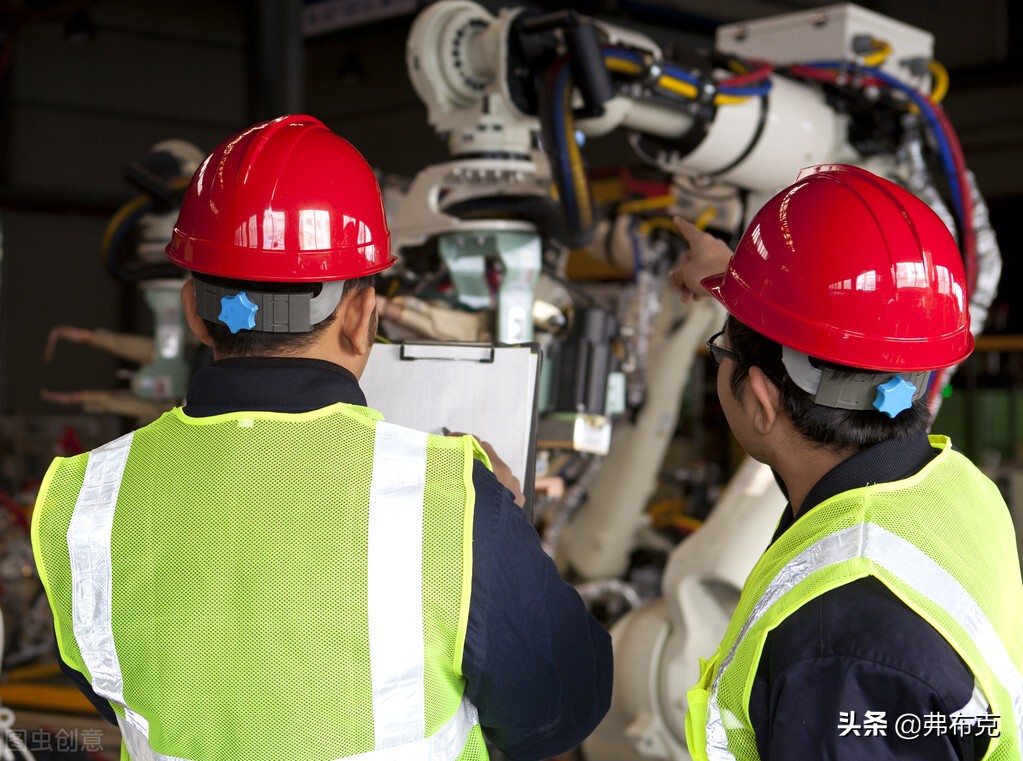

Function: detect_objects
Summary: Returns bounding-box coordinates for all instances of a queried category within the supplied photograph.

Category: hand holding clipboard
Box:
[445,428,526,508]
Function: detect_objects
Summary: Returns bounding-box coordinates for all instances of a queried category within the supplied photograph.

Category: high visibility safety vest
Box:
[31,403,492,761]
[685,436,1023,761]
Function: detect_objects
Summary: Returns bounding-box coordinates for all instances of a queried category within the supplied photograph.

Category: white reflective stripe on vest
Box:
[704,522,1023,760]
[67,420,475,761]
[68,432,192,761]
[119,708,191,761]
[367,421,428,748]
[337,694,480,761]
[68,432,134,705]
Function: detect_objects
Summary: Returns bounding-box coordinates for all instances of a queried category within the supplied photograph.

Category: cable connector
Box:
[851,34,876,55]
[900,56,931,79]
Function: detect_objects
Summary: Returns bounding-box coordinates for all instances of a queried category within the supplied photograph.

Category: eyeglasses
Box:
[706,330,741,368]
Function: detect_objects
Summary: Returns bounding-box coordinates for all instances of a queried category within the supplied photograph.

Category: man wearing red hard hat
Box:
[32,116,612,760]
[671,164,1023,761]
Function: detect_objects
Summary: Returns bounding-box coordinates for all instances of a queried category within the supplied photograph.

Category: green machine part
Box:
[132,280,191,402]
[438,230,542,344]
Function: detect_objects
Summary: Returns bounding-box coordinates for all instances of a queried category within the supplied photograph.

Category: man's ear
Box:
[340,286,376,357]
[181,279,213,348]
[747,366,782,435]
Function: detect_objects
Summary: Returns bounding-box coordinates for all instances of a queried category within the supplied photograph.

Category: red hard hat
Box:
[702,164,973,371]
[167,115,394,282]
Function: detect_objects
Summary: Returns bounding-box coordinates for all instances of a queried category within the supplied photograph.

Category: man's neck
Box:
[772,443,853,517]
[213,345,364,379]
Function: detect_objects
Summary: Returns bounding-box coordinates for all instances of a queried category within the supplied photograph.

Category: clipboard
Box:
[360,340,543,520]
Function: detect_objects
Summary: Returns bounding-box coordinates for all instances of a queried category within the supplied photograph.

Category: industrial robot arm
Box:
[394,9,1002,759]
[398,0,1001,543]
[401,0,994,297]
[402,0,840,246]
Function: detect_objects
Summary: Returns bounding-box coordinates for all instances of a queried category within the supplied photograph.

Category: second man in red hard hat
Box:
[673,164,1023,761]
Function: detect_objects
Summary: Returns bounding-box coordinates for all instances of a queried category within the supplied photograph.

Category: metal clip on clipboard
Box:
[399,341,496,363]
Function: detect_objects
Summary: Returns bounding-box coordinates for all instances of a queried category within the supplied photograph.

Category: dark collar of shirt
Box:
[771,433,938,544]
[182,356,367,417]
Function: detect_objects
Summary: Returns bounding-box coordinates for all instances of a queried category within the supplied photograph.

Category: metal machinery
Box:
[6,141,207,715]
[388,3,1002,759]
[41,139,206,425]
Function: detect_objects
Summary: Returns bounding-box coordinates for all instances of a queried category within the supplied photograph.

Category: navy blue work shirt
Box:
[750,434,993,761]
[60,357,612,761]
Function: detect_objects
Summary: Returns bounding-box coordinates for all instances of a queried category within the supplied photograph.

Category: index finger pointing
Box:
[672,216,707,245]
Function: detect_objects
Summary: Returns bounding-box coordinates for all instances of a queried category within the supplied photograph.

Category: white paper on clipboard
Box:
[360,341,541,506]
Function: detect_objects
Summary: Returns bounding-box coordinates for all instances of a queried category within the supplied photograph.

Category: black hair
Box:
[724,314,931,451]
[198,274,375,357]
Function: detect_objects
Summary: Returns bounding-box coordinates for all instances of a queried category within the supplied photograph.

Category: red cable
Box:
[619,167,671,198]
[787,65,884,89]
[926,104,977,417]
[934,105,976,293]
[719,61,773,86]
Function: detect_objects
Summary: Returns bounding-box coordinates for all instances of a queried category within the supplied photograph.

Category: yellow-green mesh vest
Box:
[685,436,1023,761]
[31,403,492,761]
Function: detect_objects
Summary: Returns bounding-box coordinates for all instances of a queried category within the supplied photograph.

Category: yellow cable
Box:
[928,59,949,103]
[636,207,719,237]
[713,93,750,106]
[618,194,675,215]
[694,207,718,230]
[647,499,704,532]
[603,54,749,107]
[99,179,189,263]
[100,194,151,261]
[659,75,750,106]
[671,515,704,533]
[862,40,892,68]
[639,217,681,236]
[605,58,751,107]
[561,76,593,229]
[0,683,100,715]
[604,57,643,77]
[657,75,698,99]
[648,498,684,518]
[4,661,62,682]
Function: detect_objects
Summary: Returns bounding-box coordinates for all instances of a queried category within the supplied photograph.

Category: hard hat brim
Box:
[700,272,727,303]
